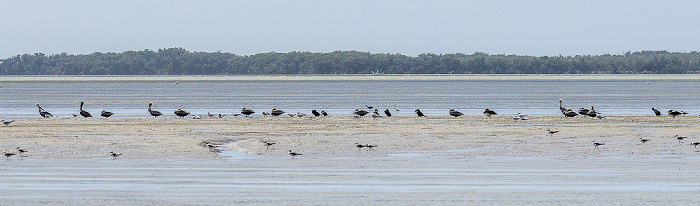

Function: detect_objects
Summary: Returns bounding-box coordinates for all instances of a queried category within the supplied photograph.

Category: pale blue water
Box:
[1,76,699,118]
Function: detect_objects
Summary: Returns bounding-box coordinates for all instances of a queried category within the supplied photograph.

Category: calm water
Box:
[1,75,700,118]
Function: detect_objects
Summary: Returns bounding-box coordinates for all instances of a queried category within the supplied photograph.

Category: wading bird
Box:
[652,108,661,116]
[79,101,92,118]
[110,151,122,159]
[592,141,605,149]
[35,103,53,118]
[415,109,425,117]
[3,151,15,160]
[288,150,302,159]
[148,102,163,118]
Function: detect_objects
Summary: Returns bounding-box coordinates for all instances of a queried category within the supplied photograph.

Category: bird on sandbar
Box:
[2,119,14,126]
[639,138,650,143]
[354,109,369,117]
[364,144,378,150]
[586,106,598,117]
[16,147,28,157]
[691,142,700,148]
[371,109,380,119]
[415,109,425,117]
[79,101,92,118]
[668,110,682,118]
[35,103,53,118]
[101,110,114,118]
[355,143,365,150]
[288,150,302,159]
[311,110,321,116]
[592,141,605,149]
[578,107,590,116]
[241,107,255,117]
[652,108,661,116]
[3,151,16,160]
[449,109,463,117]
[546,129,558,136]
[563,108,579,118]
[263,141,276,150]
[483,109,497,117]
[110,151,122,159]
[676,135,687,143]
[148,102,163,118]
[271,108,285,116]
[174,108,190,117]
[205,144,216,152]
[321,110,328,116]
[384,109,392,117]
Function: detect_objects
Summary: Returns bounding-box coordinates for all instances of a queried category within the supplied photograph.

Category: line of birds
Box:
[3,147,28,160]
[546,130,700,149]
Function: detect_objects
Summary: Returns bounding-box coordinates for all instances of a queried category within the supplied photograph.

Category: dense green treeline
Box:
[1,48,699,75]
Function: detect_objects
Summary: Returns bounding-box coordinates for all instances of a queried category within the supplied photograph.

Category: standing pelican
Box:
[354,109,369,116]
[148,102,163,118]
[79,101,92,118]
[311,110,321,116]
[320,110,328,116]
[241,107,255,117]
[668,110,682,118]
[288,150,302,159]
[652,108,661,116]
[415,109,425,117]
[449,109,463,117]
[483,109,497,117]
[35,103,53,118]
[270,108,285,116]
[384,109,392,117]
[558,99,567,113]
[101,110,114,118]
[174,108,190,117]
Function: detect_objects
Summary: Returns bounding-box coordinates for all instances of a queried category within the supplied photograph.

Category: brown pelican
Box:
[563,108,578,118]
[639,138,650,143]
[676,135,687,143]
[79,101,92,118]
[415,109,425,117]
[3,151,15,160]
[110,151,122,159]
[668,110,682,118]
[449,109,463,117]
[271,108,285,116]
[483,109,497,117]
[321,110,328,116]
[652,108,661,116]
[691,142,700,148]
[384,109,392,117]
[2,119,14,126]
[558,99,567,113]
[586,106,598,117]
[35,103,53,118]
[578,107,590,116]
[241,107,255,117]
[101,110,114,118]
[148,102,163,118]
[174,108,190,117]
[288,150,302,159]
[593,141,605,149]
[311,110,321,116]
[16,147,27,156]
[546,129,558,137]
[354,109,369,116]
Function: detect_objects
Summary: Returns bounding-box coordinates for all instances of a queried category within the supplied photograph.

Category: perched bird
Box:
[35,103,53,118]
[449,109,464,117]
[691,142,700,148]
[483,109,497,117]
[668,110,682,118]
[578,107,590,116]
[320,110,328,116]
[311,110,321,116]
[148,102,163,118]
[676,135,687,143]
[384,109,392,117]
[639,138,650,143]
[563,108,578,118]
[546,129,558,137]
[354,109,369,117]
[288,150,302,159]
[271,108,285,116]
[415,109,425,117]
[2,119,14,126]
[652,108,661,116]
[592,141,605,149]
[79,101,92,118]
[110,151,122,159]
[241,107,255,117]
[3,151,16,160]
[101,110,114,118]
[174,108,190,117]
[16,147,27,156]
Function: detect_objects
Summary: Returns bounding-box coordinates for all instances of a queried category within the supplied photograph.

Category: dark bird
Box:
[366,105,373,109]
[354,109,369,116]
[2,119,14,126]
[288,150,302,159]
[384,109,392,117]
[241,107,255,117]
[205,144,216,152]
[3,151,15,160]
[101,110,114,118]
[483,109,497,117]
[563,108,578,118]
[174,108,190,117]
[639,138,650,143]
[364,144,378,150]
[35,103,53,118]
[546,129,558,137]
[148,102,163,118]
[415,109,425,117]
[652,108,661,116]
[79,101,92,118]
[271,108,285,116]
[311,110,321,116]
[355,143,365,150]
[263,141,276,150]
[691,142,700,148]
[371,109,380,119]
[593,141,605,149]
[578,107,590,116]
[16,147,27,156]
[449,109,463,117]
[321,110,328,116]
[110,151,122,159]
[676,135,687,143]
[668,110,682,118]
[558,99,567,114]
[586,106,598,117]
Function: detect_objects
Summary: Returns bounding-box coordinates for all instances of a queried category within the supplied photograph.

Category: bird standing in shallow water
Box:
[3,151,15,160]
[2,119,14,126]
[691,142,700,148]
[640,138,650,143]
[79,101,92,118]
[546,129,558,137]
[354,109,369,117]
[263,141,276,150]
[676,135,687,143]
[148,102,163,118]
[288,150,302,159]
[449,109,463,117]
[241,107,255,117]
[110,151,122,159]
[483,109,497,117]
[593,141,605,149]
[36,103,53,118]
[16,147,27,157]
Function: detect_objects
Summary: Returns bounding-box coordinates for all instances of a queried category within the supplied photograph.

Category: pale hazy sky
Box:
[1,0,699,58]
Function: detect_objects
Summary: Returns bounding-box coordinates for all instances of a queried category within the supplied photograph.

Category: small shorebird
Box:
[639,138,650,143]
[355,143,365,150]
[205,144,216,152]
[3,151,16,160]
[364,144,378,150]
[288,150,302,159]
[263,141,276,150]
[592,141,605,149]
[676,135,687,143]
[16,147,27,157]
[546,129,558,137]
[2,119,14,126]
[691,142,700,148]
[110,151,122,159]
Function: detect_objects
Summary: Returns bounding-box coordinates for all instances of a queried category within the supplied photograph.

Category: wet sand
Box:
[2,115,700,204]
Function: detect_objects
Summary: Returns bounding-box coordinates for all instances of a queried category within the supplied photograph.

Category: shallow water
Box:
[1,74,700,118]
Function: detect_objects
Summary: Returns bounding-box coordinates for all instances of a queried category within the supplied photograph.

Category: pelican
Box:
[35,103,53,118]
[79,101,92,118]
[558,99,567,113]
[652,108,661,116]
[563,108,578,118]
[321,110,328,116]
[676,135,687,143]
[668,110,682,118]
[354,109,369,116]
[449,109,463,117]
[3,151,15,160]
[110,151,122,159]
[271,108,285,116]
[546,129,558,136]
[639,138,650,143]
[691,142,700,148]
[288,150,302,159]
[101,110,114,118]
[578,107,590,116]
[593,141,605,149]
[586,106,598,117]
[415,109,425,117]
[148,102,163,118]
[483,109,497,117]
[2,119,14,126]
[384,109,392,117]
[241,107,255,117]
[174,108,190,117]
[311,110,321,116]
[16,147,27,156]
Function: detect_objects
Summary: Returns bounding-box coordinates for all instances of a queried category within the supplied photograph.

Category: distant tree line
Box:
[1,48,699,75]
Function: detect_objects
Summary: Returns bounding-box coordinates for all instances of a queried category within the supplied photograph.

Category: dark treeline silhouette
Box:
[1,48,699,75]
